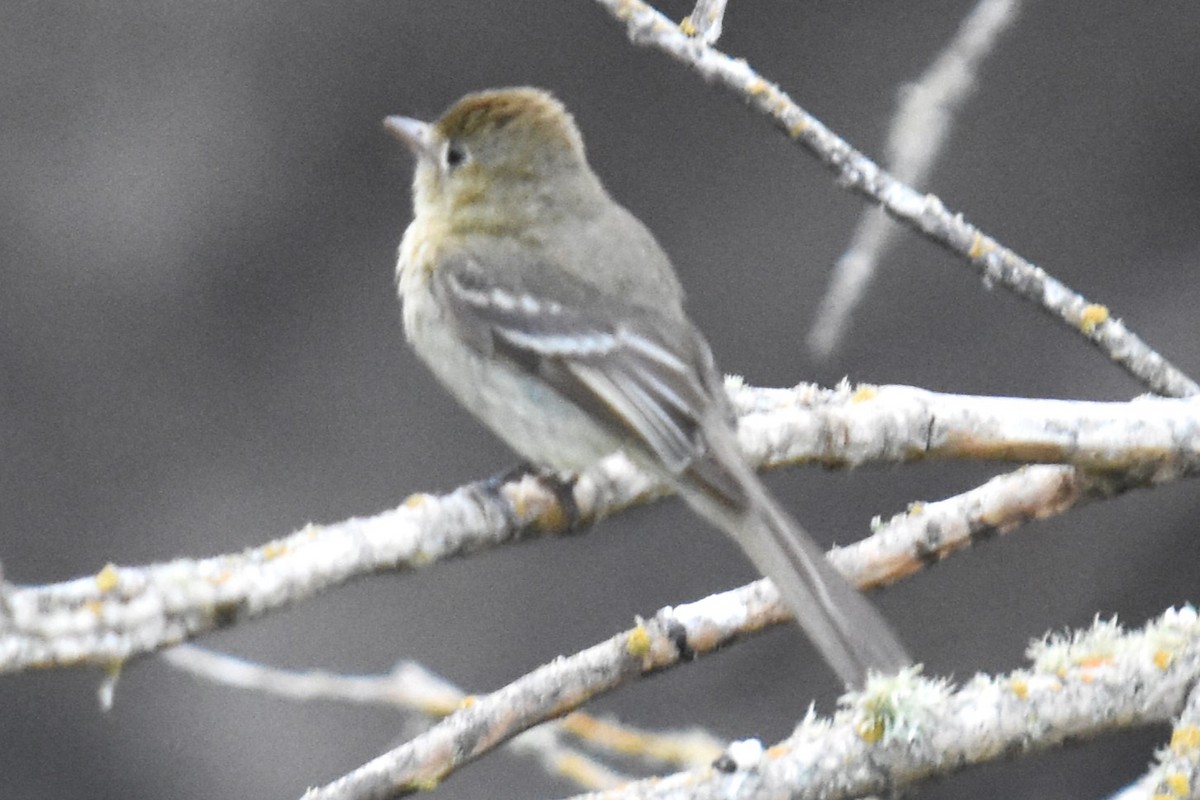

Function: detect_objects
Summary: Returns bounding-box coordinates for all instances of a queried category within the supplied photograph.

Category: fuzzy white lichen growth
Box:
[843,666,951,745]
[1029,607,1200,677]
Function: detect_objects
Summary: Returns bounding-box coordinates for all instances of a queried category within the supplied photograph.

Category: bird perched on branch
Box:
[386,87,910,687]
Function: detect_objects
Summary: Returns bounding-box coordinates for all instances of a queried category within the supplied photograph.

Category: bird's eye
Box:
[443,142,468,169]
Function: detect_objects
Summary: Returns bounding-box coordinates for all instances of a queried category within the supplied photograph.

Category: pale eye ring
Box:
[443,141,468,169]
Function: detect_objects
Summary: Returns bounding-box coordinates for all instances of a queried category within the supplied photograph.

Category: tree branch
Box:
[299,580,789,799]
[1132,678,1200,800]
[163,645,722,791]
[566,609,1200,800]
[592,0,1199,398]
[301,599,1200,800]
[6,382,1200,673]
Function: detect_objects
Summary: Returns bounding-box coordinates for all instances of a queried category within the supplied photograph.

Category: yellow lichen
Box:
[95,563,119,593]
[410,776,441,792]
[509,491,529,519]
[1155,649,1174,670]
[1079,304,1110,334]
[851,385,878,403]
[968,232,989,259]
[1077,655,1113,670]
[626,622,651,659]
[262,541,287,560]
[1170,725,1200,754]
[1010,678,1029,699]
[1165,773,1189,797]
[535,495,569,532]
[856,717,886,743]
[766,743,789,759]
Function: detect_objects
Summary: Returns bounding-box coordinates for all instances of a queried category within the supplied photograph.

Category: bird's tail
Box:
[677,428,911,688]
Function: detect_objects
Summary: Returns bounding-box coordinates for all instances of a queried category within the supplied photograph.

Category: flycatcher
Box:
[386,87,910,687]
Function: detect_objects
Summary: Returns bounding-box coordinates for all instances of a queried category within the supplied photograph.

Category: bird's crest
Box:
[436,87,584,157]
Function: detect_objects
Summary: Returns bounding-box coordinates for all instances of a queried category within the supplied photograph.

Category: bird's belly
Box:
[403,286,622,472]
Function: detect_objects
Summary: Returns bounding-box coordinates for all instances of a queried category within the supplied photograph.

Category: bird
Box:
[385,87,910,687]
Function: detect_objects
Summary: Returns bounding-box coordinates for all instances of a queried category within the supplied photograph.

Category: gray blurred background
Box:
[3,2,1200,798]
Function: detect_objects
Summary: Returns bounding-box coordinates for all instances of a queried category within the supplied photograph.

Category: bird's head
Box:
[386,87,600,232]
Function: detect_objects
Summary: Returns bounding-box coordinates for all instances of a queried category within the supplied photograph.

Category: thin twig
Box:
[162,645,721,790]
[809,0,1022,356]
[303,602,1200,800]
[593,0,1199,398]
[300,581,788,799]
[163,646,463,715]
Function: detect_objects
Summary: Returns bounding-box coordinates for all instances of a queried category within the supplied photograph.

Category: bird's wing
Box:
[434,255,913,687]
[434,254,745,504]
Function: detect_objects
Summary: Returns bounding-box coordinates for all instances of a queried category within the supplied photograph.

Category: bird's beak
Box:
[384,115,437,162]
